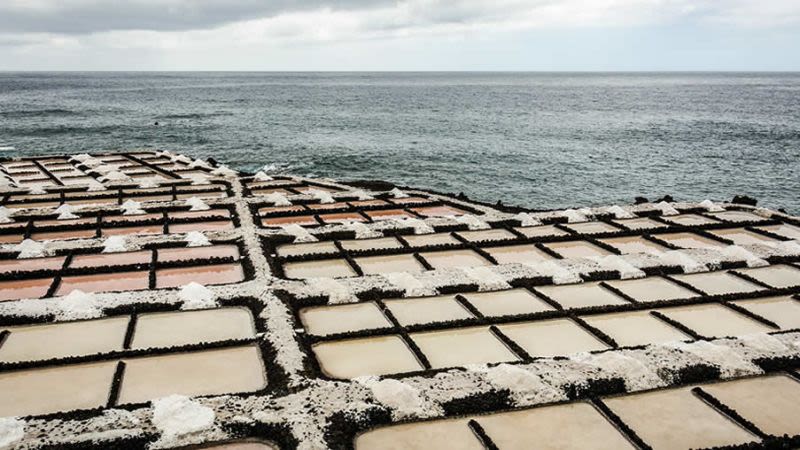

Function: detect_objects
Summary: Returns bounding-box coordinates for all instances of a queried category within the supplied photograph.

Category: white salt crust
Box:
[179,283,218,310]
[0,158,798,449]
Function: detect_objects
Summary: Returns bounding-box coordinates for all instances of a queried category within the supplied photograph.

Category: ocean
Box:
[0,72,798,213]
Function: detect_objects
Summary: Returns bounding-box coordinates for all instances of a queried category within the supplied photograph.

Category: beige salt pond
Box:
[755,223,800,240]
[542,240,611,259]
[276,241,338,257]
[411,205,468,217]
[131,307,255,349]
[497,319,608,357]
[0,277,53,301]
[604,385,757,450]
[363,210,413,221]
[283,259,356,279]
[598,236,668,255]
[300,302,391,336]
[384,295,473,326]
[731,296,800,329]
[582,310,689,346]
[672,271,763,295]
[657,304,772,338]
[462,289,554,317]
[355,254,425,275]
[711,210,769,223]
[0,316,129,363]
[654,232,725,249]
[737,264,800,288]
[612,217,669,231]
[419,249,490,269]
[0,361,117,417]
[485,244,553,265]
[117,345,266,405]
[564,221,620,234]
[514,224,569,238]
[605,277,699,303]
[661,213,720,226]
[456,228,516,242]
[476,402,635,450]
[356,418,482,450]
[702,375,800,437]
[536,282,629,309]
[402,233,460,247]
[155,263,244,288]
[312,335,423,379]
[410,326,517,368]
[707,228,777,246]
[340,237,403,252]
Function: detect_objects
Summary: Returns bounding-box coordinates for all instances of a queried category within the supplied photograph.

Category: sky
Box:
[0,0,799,71]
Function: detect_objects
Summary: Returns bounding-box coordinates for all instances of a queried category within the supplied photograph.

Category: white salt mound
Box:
[138,179,160,189]
[699,199,725,212]
[310,277,353,304]
[455,214,490,230]
[26,186,47,195]
[719,245,768,268]
[344,221,381,239]
[58,290,101,320]
[0,417,25,448]
[357,378,428,419]
[562,208,588,223]
[461,266,510,290]
[121,199,145,215]
[185,196,210,211]
[382,272,435,297]
[179,282,217,310]
[102,235,129,253]
[514,212,542,227]
[152,395,215,439]
[309,189,335,204]
[185,231,211,247]
[253,171,273,182]
[15,239,46,259]
[86,180,107,192]
[606,205,635,219]
[263,193,292,207]
[656,201,679,216]
[100,171,131,182]
[394,217,434,234]
[659,250,707,273]
[350,189,373,201]
[282,224,317,243]
[211,165,237,178]
[0,206,13,224]
[389,188,408,198]
[591,255,645,279]
[55,203,79,220]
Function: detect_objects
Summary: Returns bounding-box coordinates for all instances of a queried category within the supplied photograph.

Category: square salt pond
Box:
[731,296,800,329]
[0,316,129,363]
[541,241,611,259]
[456,228,516,242]
[604,386,757,450]
[612,217,669,231]
[384,295,474,326]
[476,402,635,450]
[118,345,267,404]
[312,335,423,379]
[710,210,769,223]
[355,254,425,275]
[707,228,777,246]
[563,221,620,234]
[702,375,800,437]
[661,213,720,226]
[736,265,800,288]
[581,311,689,346]
[283,259,356,279]
[536,281,629,309]
[604,277,700,303]
[0,361,117,417]
[356,418,482,450]
[300,302,392,336]
[131,307,256,349]
[276,241,339,257]
[410,326,518,368]
[514,224,569,238]
[401,233,460,248]
[419,249,490,269]
[654,232,725,250]
[657,304,773,338]
[340,237,403,252]
[672,271,763,295]
[598,236,668,255]
[462,289,554,317]
[755,223,800,240]
[484,244,554,265]
[497,319,608,357]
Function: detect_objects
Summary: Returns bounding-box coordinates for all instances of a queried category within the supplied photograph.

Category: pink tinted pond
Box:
[155,263,244,288]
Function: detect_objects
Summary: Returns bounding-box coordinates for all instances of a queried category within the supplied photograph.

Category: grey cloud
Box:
[0,0,392,34]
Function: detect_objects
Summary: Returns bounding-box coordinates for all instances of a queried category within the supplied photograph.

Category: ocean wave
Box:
[154,112,234,120]
[0,108,80,118]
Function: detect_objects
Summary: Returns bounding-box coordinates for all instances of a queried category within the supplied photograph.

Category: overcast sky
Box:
[1,0,799,71]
